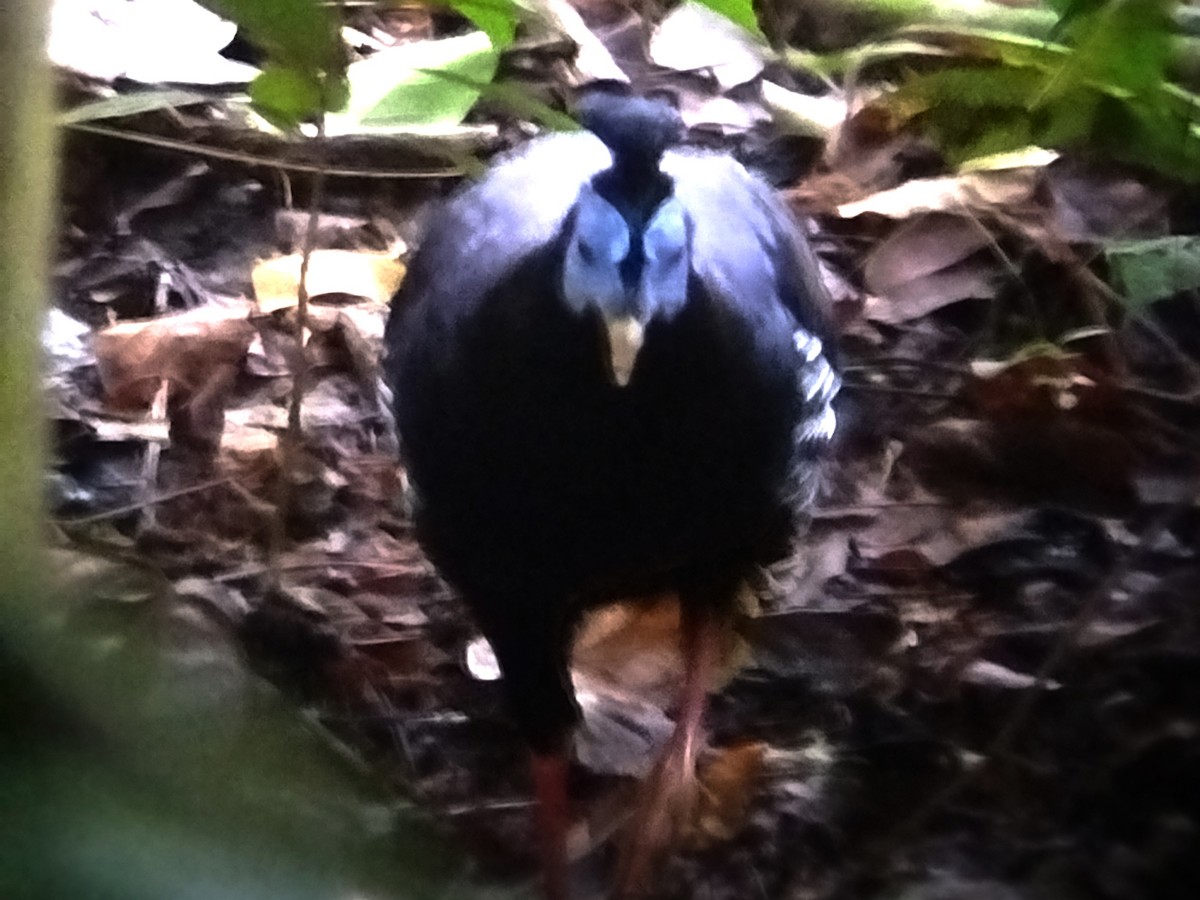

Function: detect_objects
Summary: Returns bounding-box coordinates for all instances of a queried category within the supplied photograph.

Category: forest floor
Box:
[43,4,1200,899]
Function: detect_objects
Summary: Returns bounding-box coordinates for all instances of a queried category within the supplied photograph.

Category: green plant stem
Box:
[0,0,54,618]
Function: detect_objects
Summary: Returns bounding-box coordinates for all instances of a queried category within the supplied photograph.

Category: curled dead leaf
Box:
[863,213,1004,323]
[93,305,256,409]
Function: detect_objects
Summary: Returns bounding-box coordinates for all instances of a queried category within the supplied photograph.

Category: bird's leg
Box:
[530,745,572,900]
[475,602,580,900]
[614,591,729,897]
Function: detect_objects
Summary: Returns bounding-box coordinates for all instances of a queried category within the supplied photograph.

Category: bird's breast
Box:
[405,294,802,583]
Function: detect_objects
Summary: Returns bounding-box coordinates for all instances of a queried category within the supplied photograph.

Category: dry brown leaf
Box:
[93,304,256,409]
[573,590,754,711]
[691,742,768,845]
[965,352,1127,428]
[351,632,450,679]
[854,546,938,587]
[573,595,685,709]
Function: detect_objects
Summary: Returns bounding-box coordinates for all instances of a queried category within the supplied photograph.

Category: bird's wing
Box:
[661,150,835,350]
[664,149,840,466]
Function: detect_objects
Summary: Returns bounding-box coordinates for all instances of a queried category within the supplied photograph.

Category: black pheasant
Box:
[383,90,839,898]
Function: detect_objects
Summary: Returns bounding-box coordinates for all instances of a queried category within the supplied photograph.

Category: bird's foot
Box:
[612,727,702,898]
[531,750,572,900]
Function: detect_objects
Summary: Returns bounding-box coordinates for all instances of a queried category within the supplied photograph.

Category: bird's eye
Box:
[577,242,596,264]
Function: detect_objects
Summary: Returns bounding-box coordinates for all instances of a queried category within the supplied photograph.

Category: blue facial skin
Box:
[561,181,691,338]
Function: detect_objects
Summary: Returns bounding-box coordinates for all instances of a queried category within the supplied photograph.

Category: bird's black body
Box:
[384,95,838,753]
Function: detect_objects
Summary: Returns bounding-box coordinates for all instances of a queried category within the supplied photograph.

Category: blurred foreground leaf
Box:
[1105,235,1200,311]
[883,6,1200,182]
[0,562,487,900]
[327,31,500,133]
[197,0,348,127]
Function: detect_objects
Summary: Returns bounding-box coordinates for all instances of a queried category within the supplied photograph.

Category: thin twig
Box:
[137,379,171,530]
[814,500,952,517]
[961,205,1045,339]
[1054,243,1129,378]
[841,356,971,378]
[214,559,430,584]
[65,122,465,179]
[268,114,329,593]
[840,381,960,401]
[55,476,232,526]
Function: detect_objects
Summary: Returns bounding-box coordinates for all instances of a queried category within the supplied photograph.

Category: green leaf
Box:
[692,0,765,39]
[1106,235,1200,312]
[196,0,342,71]
[327,31,499,133]
[886,15,1200,182]
[1046,0,1173,100]
[421,69,579,131]
[249,64,325,129]
[443,0,521,48]
[195,0,348,123]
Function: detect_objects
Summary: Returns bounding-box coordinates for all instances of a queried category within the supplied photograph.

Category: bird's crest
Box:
[576,92,683,223]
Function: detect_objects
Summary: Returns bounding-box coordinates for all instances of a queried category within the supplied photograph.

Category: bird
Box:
[383,89,839,899]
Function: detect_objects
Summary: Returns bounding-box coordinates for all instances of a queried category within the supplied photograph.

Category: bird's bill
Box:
[604,315,645,387]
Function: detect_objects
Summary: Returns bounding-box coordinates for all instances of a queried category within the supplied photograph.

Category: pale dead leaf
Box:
[574,675,675,777]
[650,1,768,89]
[219,418,279,460]
[839,169,1040,220]
[676,93,769,133]
[49,0,255,84]
[90,416,171,444]
[962,659,1060,691]
[253,250,406,313]
[761,80,847,139]
[864,213,1002,323]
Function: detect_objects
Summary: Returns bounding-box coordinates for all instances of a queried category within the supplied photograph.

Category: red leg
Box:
[614,602,725,897]
[530,748,572,900]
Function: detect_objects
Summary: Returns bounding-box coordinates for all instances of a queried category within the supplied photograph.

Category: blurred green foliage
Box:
[886,0,1200,181]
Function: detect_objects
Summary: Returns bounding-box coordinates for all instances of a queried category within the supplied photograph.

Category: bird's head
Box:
[561,93,689,387]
